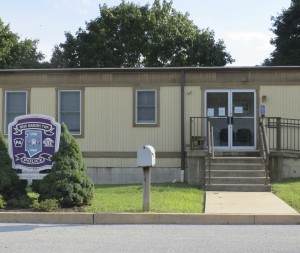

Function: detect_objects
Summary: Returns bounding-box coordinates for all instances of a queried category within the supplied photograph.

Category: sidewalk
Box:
[205,191,299,214]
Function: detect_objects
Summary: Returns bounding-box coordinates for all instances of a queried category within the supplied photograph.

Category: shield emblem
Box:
[25,130,42,157]
[8,114,61,172]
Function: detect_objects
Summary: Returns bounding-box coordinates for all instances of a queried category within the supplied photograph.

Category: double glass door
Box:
[206,90,256,150]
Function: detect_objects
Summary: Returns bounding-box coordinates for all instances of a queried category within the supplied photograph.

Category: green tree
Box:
[38,123,94,207]
[263,0,300,65]
[0,132,29,207]
[51,0,234,67]
[0,18,45,68]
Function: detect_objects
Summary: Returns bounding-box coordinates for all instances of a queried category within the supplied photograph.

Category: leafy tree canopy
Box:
[0,18,46,69]
[263,0,300,65]
[51,0,234,67]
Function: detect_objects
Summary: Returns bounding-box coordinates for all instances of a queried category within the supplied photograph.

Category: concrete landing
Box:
[205,192,299,214]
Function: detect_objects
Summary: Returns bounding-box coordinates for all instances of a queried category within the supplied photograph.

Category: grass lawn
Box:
[272,177,300,213]
[85,183,205,213]
[23,179,299,214]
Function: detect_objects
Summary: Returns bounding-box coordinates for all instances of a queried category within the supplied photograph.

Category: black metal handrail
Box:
[261,117,300,151]
[190,116,300,152]
[207,120,214,184]
[259,121,270,185]
[190,117,207,150]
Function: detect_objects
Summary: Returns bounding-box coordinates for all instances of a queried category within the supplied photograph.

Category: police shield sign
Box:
[8,114,61,172]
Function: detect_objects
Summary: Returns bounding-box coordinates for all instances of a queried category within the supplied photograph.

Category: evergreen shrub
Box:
[31,198,60,212]
[0,194,6,209]
[0,132,30,207]
[37,123,94,207]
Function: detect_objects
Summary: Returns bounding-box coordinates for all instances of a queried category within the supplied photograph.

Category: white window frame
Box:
[4,91,28,134]
[58,90,82,135]
[135,89,158,126]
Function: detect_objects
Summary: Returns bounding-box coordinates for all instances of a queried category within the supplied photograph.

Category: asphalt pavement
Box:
[1,224,300,253]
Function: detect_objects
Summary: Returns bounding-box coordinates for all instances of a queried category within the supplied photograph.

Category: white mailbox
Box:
[137,145,156,167]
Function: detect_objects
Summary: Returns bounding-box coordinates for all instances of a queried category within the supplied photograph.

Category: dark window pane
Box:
[136,91,156,124]
[5,92,27,133]
[59,91,81,134]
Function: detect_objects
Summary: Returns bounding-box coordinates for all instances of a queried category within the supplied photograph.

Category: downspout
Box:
[180,70,186,182]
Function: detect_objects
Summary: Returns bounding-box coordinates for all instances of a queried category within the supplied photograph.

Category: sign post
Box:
[142,166,151,211]
[137,145,156,212]
[8,114,60,180]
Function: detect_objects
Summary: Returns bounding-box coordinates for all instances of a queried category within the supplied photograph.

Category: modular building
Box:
[1,67,300,186]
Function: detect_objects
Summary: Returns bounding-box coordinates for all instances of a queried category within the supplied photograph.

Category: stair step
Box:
[206,177,270,184]
[208,163,265,170]
[204,155,270,192]
[206,170,266,177]
[210,157,264,163]
[213,151,261,157]
[205,184,271,192]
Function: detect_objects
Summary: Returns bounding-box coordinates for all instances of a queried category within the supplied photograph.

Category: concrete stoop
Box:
[205,156,271,192]
[0,212,300,225]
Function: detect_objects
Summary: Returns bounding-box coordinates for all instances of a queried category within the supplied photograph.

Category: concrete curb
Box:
[0,212,94,224]
[94,213,254,225]
[1,212,300,225]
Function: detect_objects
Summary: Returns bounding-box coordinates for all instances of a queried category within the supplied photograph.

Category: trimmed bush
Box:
[0,194,6,209]
[37,123,94,207]
[6,195,32,209]
[31,180,41,193]
[31,199,60,212]
[0,132,30,207]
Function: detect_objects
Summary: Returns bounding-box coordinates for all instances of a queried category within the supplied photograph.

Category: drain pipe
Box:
[180,70,186,182]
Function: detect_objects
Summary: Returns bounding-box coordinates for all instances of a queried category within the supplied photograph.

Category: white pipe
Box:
[180,170,184,182]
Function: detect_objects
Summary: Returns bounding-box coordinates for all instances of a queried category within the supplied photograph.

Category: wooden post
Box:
[143,166,151,212]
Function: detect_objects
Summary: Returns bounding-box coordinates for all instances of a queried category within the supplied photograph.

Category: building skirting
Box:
[185,150,300,186]
[185,150,207,186]
[270,151,300,180]
[87,167,181,185]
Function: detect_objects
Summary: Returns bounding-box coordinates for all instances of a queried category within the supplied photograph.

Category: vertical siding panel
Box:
[83,86,181,153]
[159,87,181,152]
[30,88,56,117]
[113,87,132,151]
[260,86,300,118]
[84,87,133,152]
[185,86,202,144]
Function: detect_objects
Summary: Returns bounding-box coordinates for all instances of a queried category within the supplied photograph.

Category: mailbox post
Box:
[137,145,155,212]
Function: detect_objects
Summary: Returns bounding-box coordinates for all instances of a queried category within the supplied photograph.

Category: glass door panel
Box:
[206,90,256,150]
[232,118,254,146]
[232,92,254,117]
[210,118,228,146]
[206,91,230,148]
[232,92,255,148]
[206,92,229,117]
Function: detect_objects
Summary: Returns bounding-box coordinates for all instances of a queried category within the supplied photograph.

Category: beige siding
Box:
[185,86,202,118]
[77,86,181,153]
[30,88,56,117]
[260,86,300,118]
[2,68,300,159]
[184,86,202,141]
